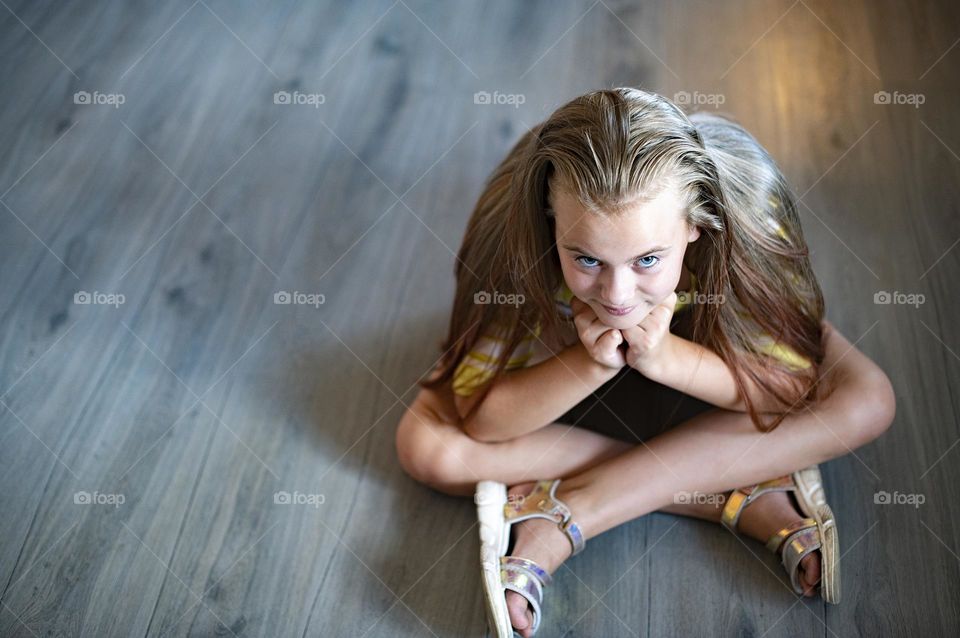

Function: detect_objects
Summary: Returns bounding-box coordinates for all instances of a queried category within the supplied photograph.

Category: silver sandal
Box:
[721,465,840,603]
[475,479,585,636]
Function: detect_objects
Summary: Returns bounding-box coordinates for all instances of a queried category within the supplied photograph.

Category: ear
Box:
[686,223,701,243]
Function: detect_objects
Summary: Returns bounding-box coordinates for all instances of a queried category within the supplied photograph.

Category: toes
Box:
[799,551,822,596]
[506,591,532,634]
[507,482,536,504]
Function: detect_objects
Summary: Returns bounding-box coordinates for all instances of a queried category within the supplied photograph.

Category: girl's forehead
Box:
[552,186,687,247]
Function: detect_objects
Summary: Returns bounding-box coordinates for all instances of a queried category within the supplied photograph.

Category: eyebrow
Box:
[561,243,671,263]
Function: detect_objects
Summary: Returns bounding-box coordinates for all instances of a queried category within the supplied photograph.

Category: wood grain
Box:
[0,0,957,635]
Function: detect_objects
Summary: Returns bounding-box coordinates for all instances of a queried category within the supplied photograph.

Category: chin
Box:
[602,317,636,330]
[592,306,642,329]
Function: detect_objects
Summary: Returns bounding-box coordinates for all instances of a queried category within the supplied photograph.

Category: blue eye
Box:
[575,256,600,268]
[637,255,660,269]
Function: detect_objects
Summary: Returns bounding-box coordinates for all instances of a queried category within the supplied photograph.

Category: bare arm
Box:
[456,342,621,443]
[618,291,829,413]
[559,322,896,544]
[641,333,768,411]
[640,320,885,413]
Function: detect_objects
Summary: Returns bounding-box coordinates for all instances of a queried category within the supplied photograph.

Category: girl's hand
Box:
[621,291,678,377]
[570,297,626,369]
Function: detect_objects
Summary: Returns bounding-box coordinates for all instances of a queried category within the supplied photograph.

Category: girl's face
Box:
[551,182,701,329]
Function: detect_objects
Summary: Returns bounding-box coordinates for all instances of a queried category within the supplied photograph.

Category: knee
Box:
[850,369,897,445]
[395,407,471,492]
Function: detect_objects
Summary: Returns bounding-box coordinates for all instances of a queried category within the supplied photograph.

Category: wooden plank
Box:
[0,0,958,636]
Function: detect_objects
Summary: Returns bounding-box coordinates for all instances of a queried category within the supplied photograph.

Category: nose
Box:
[600,268,634,306]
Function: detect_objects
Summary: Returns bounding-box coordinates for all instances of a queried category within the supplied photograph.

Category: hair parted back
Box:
[421,87,825,432]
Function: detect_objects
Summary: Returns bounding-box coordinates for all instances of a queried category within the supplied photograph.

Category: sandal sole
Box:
[475,480,514,637]
[792,466,840,604]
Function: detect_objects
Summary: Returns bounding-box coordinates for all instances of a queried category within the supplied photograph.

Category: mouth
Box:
[599,303,636,317]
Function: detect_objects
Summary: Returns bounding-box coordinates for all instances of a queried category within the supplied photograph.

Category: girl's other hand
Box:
[570,297,627,369]
[621,291,678,376]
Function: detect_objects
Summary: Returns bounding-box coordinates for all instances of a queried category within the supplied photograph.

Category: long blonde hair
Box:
[421,88,825,432]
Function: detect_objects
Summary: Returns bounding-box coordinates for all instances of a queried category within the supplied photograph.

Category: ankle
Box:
[552,480,593,542]
[511,517,572,574]
[735,491,804,545]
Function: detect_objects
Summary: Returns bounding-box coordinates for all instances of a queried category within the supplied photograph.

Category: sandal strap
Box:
[561,518,586,556]
[504,479,586,556]
[547,479,586,556]
[501,557,547,634]
[721,475,796,535]
[765,518,817,554]
[502,556,552,586]
[779,525,822,595]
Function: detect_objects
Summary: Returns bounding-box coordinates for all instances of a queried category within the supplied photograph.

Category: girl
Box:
[395,87,895,637]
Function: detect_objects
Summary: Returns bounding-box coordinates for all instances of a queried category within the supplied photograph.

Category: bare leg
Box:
[399,326,891,635]
[399,400,732,518]
[402,398,833,636]
[476,328,888,636]
[496,381,877,636]
[503,467,821,637]
[405,320,882,512]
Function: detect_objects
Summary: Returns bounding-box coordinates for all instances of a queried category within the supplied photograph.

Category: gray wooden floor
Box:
[1,1,958,636]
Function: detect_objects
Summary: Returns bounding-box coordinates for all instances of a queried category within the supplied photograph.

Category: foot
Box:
[730,488,822,597]
[503,482,574,638]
